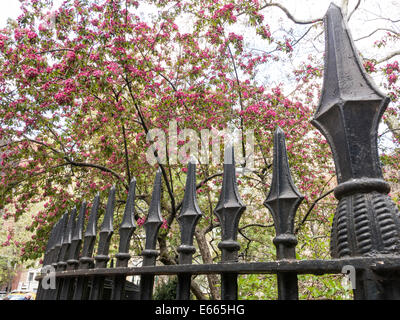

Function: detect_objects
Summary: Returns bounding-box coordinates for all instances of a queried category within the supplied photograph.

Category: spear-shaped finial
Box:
[71,202,87,245]
[95,186,116,266]
[176,159,203,300]
[36,222,57,300]
[214,143,246,300]
[43,222,57,266]
[58,207,77,269]
[117,178,137,261]
[72,193,100,300]
[66,201,87,267]
[111,178,137,300]
[89,186,116,300]
[264,127,304,239]
[143,169,163,253]
[48,220,61,268]
[41,220,61,300]
[177,159,202,263]
[312,3,390,185]
[59,202,87,300]
[80,193,100,263]
[214,143,246,261]
[140,168,163,300]
[264,127,303,300]
[49,211,70,300]
[52,212,69,268]
[178,159,202,258]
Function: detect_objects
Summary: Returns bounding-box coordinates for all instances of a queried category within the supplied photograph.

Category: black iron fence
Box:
[35,4,400,300]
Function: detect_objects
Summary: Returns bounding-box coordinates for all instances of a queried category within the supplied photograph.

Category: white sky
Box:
[0,0,21,28]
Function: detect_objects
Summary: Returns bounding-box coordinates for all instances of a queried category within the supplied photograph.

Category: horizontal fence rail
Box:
[34,4,400,300]
[36,257,400,278]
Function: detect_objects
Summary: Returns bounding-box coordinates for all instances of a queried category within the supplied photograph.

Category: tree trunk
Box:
[195,229,221,300]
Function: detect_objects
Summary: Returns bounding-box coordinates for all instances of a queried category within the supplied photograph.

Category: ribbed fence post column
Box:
[264,127,303,300]
[140,169,163,300]
[313,3,400,299]
[214,144,246,300]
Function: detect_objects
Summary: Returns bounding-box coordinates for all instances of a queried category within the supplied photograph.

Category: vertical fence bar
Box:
[89,186,116,300]
[214,144,246,300]
[140,169,163,300]
[264,127,303,300]
[111,179,137,300]
[60,201,87,300]
[47,212,68,300]
[312,3,400,299]
[176,160,202,300]
[36,222,57,300]
[41,220,61,300]
[55,208,76,299]
[73,194,100,300]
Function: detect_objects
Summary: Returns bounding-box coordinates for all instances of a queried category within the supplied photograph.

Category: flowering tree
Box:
[0,0,399,299]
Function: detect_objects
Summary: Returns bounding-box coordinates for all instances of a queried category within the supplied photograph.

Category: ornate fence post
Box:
[89,186,116,300]
[264,127,303,300]
[140,169,163,300]
[72,194,100,300]
[214,144,246,300]
[60,201,87,300]
[312,3,400,299]
[111,179,137,300]
[176,160,202,300]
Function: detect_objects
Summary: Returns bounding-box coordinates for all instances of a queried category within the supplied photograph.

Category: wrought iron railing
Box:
[35,3,400,300]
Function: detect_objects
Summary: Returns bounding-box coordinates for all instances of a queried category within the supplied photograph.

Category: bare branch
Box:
[239,223,274,230]
[355,28,399,42]
[121,124,131,183]
[295,188,335,234]
[347,0,361,21]
[258,3,323,25]
[63,157,127,186]
[375,50,400,64]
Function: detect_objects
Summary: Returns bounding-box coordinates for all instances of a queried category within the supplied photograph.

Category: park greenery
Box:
[0,0,399,299]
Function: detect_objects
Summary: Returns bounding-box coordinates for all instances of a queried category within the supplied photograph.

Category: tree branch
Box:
[63,157,127,187]
[258,3,323,25]
[355,28,399,42]
[375,50,400,64]
[124,75,177,220]
[22,137,128,188]
[347,0,361,21]
[294,188,335,234]
[122,124,131,183]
